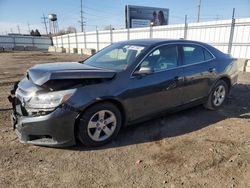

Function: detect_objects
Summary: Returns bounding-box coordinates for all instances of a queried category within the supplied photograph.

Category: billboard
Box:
[125,5,169,28]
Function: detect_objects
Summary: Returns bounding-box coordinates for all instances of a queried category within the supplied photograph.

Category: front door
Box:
[124,44,184,121]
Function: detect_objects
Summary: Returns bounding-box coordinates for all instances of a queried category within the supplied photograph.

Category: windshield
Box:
[83,43,146,71]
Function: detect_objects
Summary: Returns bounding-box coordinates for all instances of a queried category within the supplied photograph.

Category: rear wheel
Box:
[77,102,122,147]
[204,80,229,110]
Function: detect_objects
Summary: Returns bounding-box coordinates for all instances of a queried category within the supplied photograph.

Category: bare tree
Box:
[103,25,115,30]
[66,26,77,33]
[30,30,35,36]
[57,29,67,35]
[34,29,41,36]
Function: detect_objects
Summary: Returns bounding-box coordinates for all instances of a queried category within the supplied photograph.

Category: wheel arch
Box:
[209,75,232,95]
[219,76,231,91]
[74,98,127,136]
[205,75,231,110]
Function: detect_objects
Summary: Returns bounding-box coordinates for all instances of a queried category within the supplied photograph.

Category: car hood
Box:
[27,62,116,87]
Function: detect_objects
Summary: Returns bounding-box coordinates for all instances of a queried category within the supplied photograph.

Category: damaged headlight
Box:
[25,89,76,110]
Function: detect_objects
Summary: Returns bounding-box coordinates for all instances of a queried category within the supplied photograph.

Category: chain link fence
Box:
[0,35,52,50]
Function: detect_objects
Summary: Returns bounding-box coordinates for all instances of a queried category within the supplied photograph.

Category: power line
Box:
[84,5,120,16]
[41,14,48,35]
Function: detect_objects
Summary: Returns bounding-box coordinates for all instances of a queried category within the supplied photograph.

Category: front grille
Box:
[29,110,53,116]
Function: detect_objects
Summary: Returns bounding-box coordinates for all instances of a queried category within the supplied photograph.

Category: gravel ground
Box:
[0,51,249,188]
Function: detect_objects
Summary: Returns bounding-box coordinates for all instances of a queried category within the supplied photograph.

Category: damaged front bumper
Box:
[10,107,77,147]
[8,85,78,147]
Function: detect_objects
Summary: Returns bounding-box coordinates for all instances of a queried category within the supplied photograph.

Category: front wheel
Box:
[77,102,122,147]
[204,80,229,110]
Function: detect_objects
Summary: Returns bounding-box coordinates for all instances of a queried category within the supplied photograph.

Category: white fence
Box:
[0,35,52,50]
[53,18,250,59]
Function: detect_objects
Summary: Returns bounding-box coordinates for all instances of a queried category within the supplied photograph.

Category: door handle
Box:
[174,76,182,82]
[208,68,216,73]
[165,76,182,91]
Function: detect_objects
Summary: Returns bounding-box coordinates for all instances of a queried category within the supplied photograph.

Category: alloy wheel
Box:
[213,85,226,106]
[87,110,117,142]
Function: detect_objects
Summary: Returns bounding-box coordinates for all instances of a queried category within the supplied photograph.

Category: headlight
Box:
[25,89,76,109]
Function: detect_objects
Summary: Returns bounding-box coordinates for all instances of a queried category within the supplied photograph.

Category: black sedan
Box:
[9,39,238,147]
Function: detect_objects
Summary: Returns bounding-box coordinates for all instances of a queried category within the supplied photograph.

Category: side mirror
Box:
[133,67,154,76]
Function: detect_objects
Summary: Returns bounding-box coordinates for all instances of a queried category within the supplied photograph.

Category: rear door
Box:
[180,44,216,104]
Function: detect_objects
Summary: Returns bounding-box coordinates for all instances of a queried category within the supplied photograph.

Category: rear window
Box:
[182,45,214,65]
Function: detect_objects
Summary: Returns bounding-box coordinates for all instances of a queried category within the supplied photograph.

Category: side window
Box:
[150,49,160,56]
[140,45,178,72]
[204,49,214,60]
[182,45,213,65]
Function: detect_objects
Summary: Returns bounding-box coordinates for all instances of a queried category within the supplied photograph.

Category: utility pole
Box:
[17,25,20,34]
[110,24,113,44]
[184,15,188,39]
[228,8,236,54]
[41,14,48,35]
[96,26,99,51]
[27,22,31,33]
[80,0,84,32]
[197,0,201,22]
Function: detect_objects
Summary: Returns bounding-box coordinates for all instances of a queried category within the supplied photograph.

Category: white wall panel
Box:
[52,18,250,58]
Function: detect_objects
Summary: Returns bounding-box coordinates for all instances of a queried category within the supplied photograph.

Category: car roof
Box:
[117,38,223,57]
[117,38,206,46]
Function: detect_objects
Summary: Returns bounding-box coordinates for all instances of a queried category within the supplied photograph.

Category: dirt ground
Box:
[0,51,249,188]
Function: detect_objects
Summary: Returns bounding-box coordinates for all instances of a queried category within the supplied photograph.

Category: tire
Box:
[204,80,229,110]
[77,102,122,147]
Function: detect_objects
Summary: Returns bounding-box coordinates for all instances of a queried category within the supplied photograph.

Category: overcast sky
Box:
[0,0,249,35]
